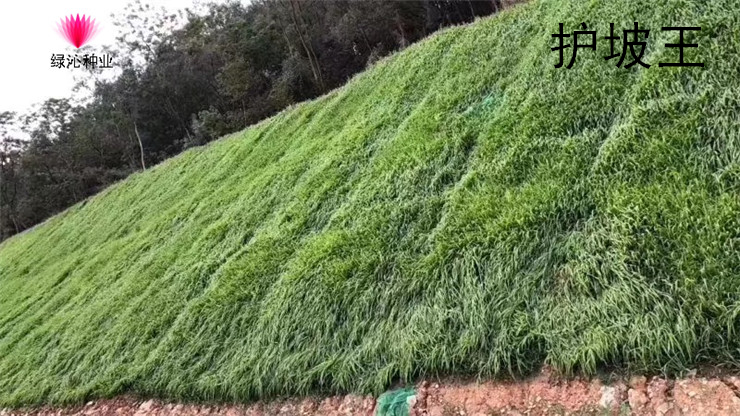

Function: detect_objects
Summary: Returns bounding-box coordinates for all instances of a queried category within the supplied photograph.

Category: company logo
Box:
[52,14,113,70]
[57,14,99,49]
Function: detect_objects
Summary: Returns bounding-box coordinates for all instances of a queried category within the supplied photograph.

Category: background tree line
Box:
[0,0,504,241]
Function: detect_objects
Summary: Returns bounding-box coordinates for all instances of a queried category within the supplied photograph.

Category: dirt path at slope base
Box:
[5,369,740,416]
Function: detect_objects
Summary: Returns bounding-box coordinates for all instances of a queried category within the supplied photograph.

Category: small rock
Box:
[629,375,648,390]
[298,399,318,414]
[599,385,617,409]
[656,402,672,415]
[139,399,155,411]
[727,376,740,391]
[628,388,649,411]
[647,377,670,402]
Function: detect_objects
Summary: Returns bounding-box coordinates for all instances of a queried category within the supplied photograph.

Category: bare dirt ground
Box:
[5,368,740,415]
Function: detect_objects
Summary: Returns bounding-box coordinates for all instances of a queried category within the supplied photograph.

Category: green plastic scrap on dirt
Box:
[376,387,416,416]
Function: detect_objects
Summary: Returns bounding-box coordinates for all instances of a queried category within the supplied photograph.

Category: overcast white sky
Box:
[0,0,214,115]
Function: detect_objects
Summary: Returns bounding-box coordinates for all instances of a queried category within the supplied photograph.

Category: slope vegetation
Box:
[2,0,740,406]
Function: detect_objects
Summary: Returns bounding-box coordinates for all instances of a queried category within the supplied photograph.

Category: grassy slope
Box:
[2,0,740,406]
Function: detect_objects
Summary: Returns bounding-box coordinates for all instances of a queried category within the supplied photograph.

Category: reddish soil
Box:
[4,369,740,415]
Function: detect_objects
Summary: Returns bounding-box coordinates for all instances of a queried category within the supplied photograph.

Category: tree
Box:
[0,112,25,239]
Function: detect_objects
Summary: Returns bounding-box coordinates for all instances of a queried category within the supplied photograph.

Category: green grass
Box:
[2,0,740,407]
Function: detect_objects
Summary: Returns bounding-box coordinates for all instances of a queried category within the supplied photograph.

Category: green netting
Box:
[375,387,416,416]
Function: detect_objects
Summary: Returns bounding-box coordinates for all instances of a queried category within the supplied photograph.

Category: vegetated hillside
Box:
[1,0,739,407]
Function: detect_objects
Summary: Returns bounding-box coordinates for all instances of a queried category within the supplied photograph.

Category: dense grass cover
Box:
[2,0,740,406]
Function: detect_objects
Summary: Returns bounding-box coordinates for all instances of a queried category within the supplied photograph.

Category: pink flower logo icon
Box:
[57,14,99,48]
